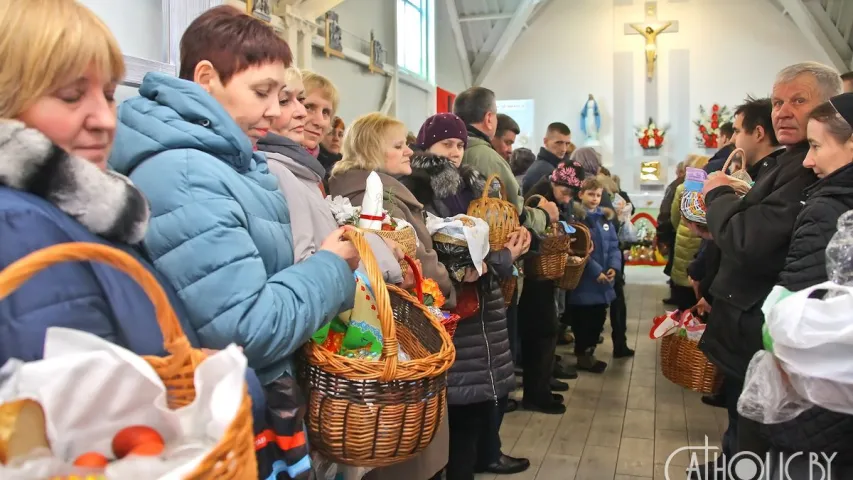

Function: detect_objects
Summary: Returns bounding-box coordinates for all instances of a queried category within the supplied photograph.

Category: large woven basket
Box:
[721,147,752,196]
[524,195,570,281]
[302,230,455,467]
[371,225,417,277]
[556,222,591,290]
[0,243,256,479]
[467,174,520,251]
[660,333,721,394]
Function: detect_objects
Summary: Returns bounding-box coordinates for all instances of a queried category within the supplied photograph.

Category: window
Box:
[397,0,435,83]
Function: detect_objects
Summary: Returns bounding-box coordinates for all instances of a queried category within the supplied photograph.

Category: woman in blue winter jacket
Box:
[567,177,622,373]
[0,0,269,426]
[108,6,359,385]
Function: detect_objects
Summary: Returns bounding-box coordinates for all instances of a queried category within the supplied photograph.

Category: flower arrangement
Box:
[694,104,733,148]
[636,117,667,150]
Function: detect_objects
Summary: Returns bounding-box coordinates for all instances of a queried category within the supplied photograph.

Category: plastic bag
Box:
[618,220,638,244]
[738,351,813,424]
[744,281,853,420]
[433,241,474,282]
[0,328,245,479]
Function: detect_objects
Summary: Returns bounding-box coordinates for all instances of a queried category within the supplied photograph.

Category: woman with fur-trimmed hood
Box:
[401,113,533,479]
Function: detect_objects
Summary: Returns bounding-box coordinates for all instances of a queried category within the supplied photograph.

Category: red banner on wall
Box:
[436,87,456,113]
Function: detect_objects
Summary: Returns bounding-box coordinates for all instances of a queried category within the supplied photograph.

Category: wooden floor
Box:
[476,283,728,480]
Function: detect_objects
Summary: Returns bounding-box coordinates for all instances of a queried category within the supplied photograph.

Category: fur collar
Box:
[404,152,498,204]
[572,201,615,221]
[0,120,149,243]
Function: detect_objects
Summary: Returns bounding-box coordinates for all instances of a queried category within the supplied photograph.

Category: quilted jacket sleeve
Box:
[0,209,118,363]
[606,221,622,273]
[135,160,354,376]
[778,201,839,292]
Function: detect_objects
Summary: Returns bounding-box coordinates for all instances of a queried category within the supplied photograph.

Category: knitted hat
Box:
[829,92,853,128]
[550,161,585,190]
[416,113,468,150]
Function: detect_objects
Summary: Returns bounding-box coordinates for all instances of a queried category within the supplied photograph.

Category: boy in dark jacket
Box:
[567,178,621,373]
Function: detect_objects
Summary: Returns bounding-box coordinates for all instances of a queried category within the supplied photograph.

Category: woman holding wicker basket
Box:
[327,112,456,480]
[401,113,532,479]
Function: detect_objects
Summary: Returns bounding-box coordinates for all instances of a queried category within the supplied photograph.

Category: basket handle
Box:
[402,254,424,303]
[721,147,746,176]
[345,229,400,381]
[0,243,193,369]
[524,194,546,208]
[482,174,508,201]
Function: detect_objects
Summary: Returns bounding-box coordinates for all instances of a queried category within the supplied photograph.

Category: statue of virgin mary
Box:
[580,94,601,146]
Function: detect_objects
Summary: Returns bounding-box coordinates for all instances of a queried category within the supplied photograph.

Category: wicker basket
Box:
[556,222,591,290]
[467,174,520,251]
[524,195,570,281]
[721,147,753,196]
[371,225,417,277]
[0,243,256,479]
[302,230,455,467]
[660,333,721,394]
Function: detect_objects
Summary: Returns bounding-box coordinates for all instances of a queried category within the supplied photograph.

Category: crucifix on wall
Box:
[624,2,678,81]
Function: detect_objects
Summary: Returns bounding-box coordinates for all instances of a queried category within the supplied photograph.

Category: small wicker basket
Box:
[0,243,257,479]
[524,195,571,281]
[467,175,520,304]
[660,333,721,394]
[467,174,520,251]
[721,147,753,196]
[302,230,455,467]
[371,224,417,277]
[557,222,591,290]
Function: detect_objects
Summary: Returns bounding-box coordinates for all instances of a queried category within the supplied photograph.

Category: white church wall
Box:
[486,0,833,196]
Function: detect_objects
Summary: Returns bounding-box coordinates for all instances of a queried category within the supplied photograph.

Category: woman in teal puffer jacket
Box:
[109,6,358,385]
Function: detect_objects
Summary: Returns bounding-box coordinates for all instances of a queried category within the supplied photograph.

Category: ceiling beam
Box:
[444,0,473,88]
[804,1,853,58]
[474,0,539,86]
[470,18,508,77]
[459,12,513,22]
[778,0,849,71]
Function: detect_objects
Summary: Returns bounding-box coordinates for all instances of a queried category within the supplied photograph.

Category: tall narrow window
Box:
[397,0,435,83]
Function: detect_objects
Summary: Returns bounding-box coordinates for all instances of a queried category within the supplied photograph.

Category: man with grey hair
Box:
[692,62,842,477]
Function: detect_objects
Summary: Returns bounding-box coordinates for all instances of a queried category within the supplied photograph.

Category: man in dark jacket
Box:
[521,122,572,195]
[703,122,735,173]
[696,62,841,474]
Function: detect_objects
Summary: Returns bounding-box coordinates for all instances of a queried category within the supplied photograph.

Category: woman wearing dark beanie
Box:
[402,112,534,478]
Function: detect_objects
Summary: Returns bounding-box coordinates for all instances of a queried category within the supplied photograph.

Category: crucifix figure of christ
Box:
[624,2,678,81]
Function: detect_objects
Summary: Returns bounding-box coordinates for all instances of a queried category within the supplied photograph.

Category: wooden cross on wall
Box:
[624,1,679,81]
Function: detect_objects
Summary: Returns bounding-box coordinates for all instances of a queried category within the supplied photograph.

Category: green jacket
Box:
[462,136,547,234]
[670,183,702,287]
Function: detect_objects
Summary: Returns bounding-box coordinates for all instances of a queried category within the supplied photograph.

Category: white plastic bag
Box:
[0,327,246,479]
[740,281,853,421]
[738,351,813,424]
[764,281,853,385]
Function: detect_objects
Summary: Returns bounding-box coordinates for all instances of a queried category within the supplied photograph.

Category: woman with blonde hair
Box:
[0,0,273,430]
[328,112,453,480]
[669,154,710,310]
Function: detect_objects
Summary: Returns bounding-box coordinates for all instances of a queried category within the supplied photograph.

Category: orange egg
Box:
[72,451,109,468]
[112,426,163,459]
[126,441,164,457]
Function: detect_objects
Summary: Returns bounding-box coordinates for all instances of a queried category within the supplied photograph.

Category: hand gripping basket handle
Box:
[402,254,424,303]
[721,147,747,176]
[482,174,508,201]
[346,229,401,381]
[0,242,193,375]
